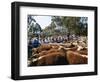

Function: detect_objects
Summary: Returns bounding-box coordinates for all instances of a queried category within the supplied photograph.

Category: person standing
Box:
[32,37,40,48]
[28,38,32,58]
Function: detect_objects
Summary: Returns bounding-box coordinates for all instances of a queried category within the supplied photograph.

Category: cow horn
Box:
[32,58,38,62]
[32,56,44,63]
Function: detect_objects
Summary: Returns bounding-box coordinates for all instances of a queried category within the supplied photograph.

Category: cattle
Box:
[77,49,87,55]
[31,47,69,66]
[37,44,52,52]
[51,45,59,49]
[60,42,76,48]
[76,46,88,55]
[77,40,87,47]
[32,44,52,52]
[33,50,47,58]
[28,41,88,66]
[32,45,61,58]
[63,47,78,51]
[66,51,88,64]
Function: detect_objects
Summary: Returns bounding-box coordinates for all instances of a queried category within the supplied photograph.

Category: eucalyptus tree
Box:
[28,15,42,38]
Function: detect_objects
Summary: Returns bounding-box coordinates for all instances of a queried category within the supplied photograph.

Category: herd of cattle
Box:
[28,40,88,66]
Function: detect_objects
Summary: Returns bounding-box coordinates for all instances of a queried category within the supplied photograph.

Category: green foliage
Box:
[28,15,88,38]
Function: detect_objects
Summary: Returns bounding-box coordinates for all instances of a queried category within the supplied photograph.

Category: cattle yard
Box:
[27,15,88,67]
[28,36,88,66]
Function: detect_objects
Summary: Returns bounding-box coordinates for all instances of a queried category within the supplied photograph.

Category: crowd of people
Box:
[38,34,79,44]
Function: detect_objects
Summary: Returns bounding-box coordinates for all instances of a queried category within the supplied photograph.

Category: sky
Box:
[34,16,52,29]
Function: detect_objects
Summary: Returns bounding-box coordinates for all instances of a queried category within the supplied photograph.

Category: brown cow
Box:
[66,51,88,64]
[29,44,88,66]
[32,45,65,58]
[32,47,69,66]
[32,44,52,54]
[77,50,87,55]
[76,46,88,55]
[60,42,76,48]
[32,46,61,58]
[63,47,78,51]
[37,44,52,52]
[51,45,59,49]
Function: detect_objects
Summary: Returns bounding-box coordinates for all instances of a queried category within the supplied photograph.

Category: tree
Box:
[34,16,88,39]
[61,17,80,34]
[28,15,42,38]
[51,16,63,27]
[78,17,88,36]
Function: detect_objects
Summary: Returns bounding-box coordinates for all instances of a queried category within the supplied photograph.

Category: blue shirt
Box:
[32,39,40,48]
